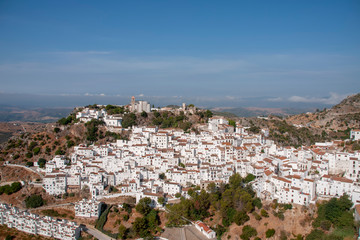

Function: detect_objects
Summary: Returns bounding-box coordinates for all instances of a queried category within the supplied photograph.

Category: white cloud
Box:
[267,97,283,102]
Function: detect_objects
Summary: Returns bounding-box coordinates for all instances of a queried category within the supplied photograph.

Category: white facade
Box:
[0,203,80,240]
[75,199,103,218]
[194,220,216,239]
[351,129,360,141]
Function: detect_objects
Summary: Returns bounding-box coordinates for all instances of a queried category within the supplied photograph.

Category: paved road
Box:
[84,225,115,240]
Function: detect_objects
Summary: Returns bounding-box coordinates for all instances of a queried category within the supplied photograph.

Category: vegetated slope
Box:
[212,107,313,117]
[287,93,360,133]
[251,93,360,147]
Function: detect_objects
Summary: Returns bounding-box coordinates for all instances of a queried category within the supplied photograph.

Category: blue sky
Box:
[0,1,359,107]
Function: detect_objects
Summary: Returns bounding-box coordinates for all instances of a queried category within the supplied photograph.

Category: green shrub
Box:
[25,194,44,208]
[261,209,269,218]
[266,228,275,238]
[240,225,257,240]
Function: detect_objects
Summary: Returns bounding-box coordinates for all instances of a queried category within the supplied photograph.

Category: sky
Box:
[0,1,359,108]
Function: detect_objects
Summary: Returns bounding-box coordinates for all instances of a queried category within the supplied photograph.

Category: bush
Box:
[95,204,111,231]
[123,214,129,221]
[26,161,34,167]
[261,209,269,218]
[306,229,325,240]
[253,198,262,209]
[320,220,332,231]
[252,212,262,221]
[234,211,250,226]
[240,225,257,240]
[136,197,152,215]
[266,228,275,238]
[244,174,256,183]
[55,148,65,155]
[282,203,292,210]
[33,147,41,155]
[25,195,44,208]
[141,111,148,118]
[118,224,128,239]
[0,182,22,195]
[38,158,47,168]
[123,203,132,214]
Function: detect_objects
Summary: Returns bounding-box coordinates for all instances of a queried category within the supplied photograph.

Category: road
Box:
[83,225,116,240]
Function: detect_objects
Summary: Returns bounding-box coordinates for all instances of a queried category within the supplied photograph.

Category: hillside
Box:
[239,93,360,147]
[287,93,360,133]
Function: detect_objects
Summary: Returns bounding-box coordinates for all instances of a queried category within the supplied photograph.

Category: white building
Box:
[130,96,151,113]
[0,203,80,240]
[194,220,216,239]
[43,174,67,195]
[351,129,360,141]
[75,199,103,218]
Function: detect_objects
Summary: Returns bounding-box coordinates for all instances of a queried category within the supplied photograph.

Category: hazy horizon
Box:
[0,92,352,111]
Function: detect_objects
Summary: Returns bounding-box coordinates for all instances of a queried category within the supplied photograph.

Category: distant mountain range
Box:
[0,105,73,122]
[212,106,314,117]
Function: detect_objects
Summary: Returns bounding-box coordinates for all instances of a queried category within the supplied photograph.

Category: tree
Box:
[261,209,269,218]
[240,225,257,240]
[118,224,128,239]
[55,148,65,155]
[146,209,160,230]
[33,147,41,155]
[28,141,38,151]
[123,203,132,214]
[38,158,47,168]
[253,198,262,209]
[205,110,213,118]
[153,111,160,118]
[122,113,137,128]
[229,173,242,189]
[10,182,22,193]
[206,182,217,193]
[175,192,181,198]
[141,111,148,118]
[158,197,165,206]
[228,119,236,128]
[306,229,325,240]
[25,194,44,208]
[234,211,250,226]
[266,229,275,238]
[136,197,152,215]
[133,217,149,237]
[26,161,34,167]
[67,140,75,148]
[54,127,60,133]
[244,174,256,183]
